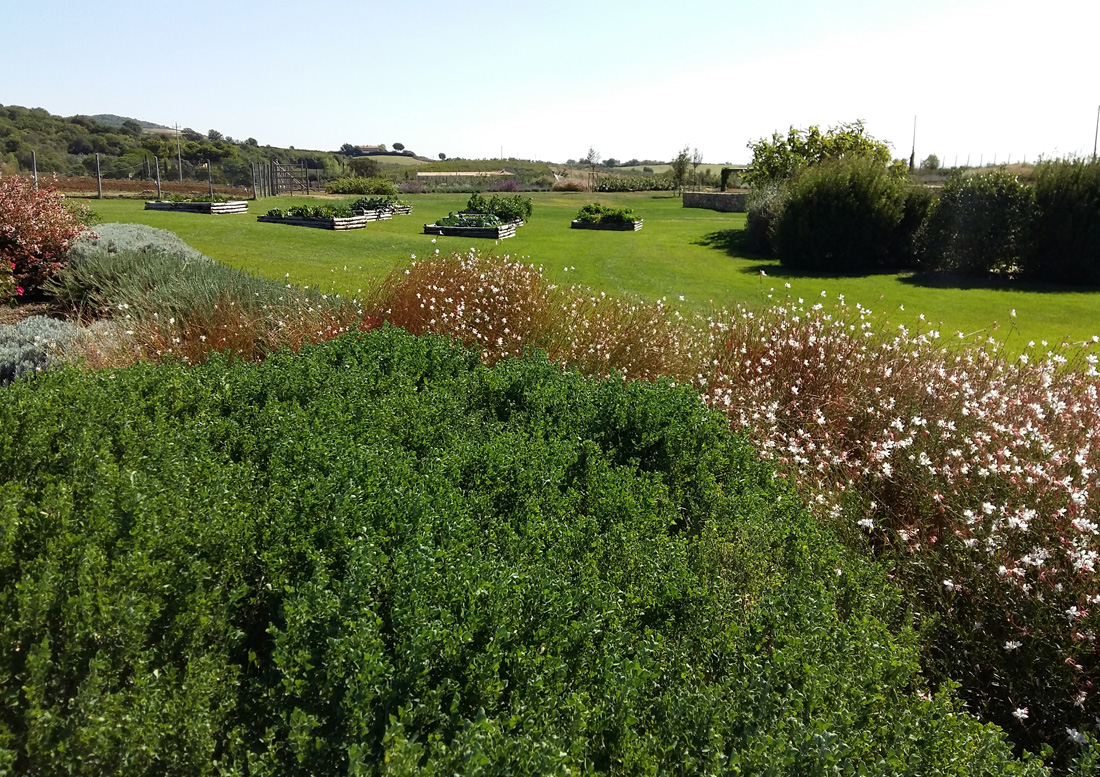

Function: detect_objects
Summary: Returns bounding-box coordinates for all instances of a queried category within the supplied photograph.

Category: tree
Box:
[181,128,204,142]
[340,143,362,157]
[245,138,259,147]
[920,154,941,171]
[207,129,223,141]
[393,142,405,152]
[119,119,143,137]
[438,152,447,160]
[691,148,703,189]
[348,157,380,178]
[584,147,600,187]
[744,120,893,186]
[669,146,691,194]
[603,158,619,167]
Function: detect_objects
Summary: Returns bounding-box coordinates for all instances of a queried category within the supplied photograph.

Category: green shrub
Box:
[324,176,398,196]
[349,196,404,212]
[165,193,235,203]
[1027,158,1100,284]
[437,211,502,227]
[0,328,1047,774]
[68,222,213,265]
[47,237,293,322]
[917,170,1036,275]
[575,202,639,224]
[465,193,533,222]
[744,182,788,256]
[773,157,912,273]
[0,315,83,385]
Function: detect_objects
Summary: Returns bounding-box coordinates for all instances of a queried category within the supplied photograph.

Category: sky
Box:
[2,0,1098,166]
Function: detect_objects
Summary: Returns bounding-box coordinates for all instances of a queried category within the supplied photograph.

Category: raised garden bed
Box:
[570,219,643,231]
[459,212,523,227]
[423,223,517,239]
[257,214,368,230]
[389,205,413,215]
[145,200,249,214]
[351,208,393,221]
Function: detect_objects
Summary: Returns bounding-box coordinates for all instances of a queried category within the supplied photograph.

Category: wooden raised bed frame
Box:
[423,222,517,239]
[145,200,249,214]
[352,209,393,222]
[570,219,643,231]
[257,214,368,231]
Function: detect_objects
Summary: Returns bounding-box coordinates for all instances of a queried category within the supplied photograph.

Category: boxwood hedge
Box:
[0,327,1044,775]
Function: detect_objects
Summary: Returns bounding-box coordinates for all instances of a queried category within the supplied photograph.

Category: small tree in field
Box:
[438,152,447,161]
[0,175,91,300]
[584,147,601,188]
[920,154,941,171]
[691,148,703,189]
[669,146,691,194]
[393,142,405,152]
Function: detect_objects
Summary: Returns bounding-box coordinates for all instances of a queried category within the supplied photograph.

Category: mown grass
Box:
[77,192,1100,351]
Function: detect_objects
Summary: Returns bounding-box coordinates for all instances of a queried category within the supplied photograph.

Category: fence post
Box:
[32,150,38,189]
[154,155,162,200]
[208,159,214,199]
[95,153,102,199]
[304,161,310,195]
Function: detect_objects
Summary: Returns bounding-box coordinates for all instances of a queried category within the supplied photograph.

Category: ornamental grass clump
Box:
[47,223,371,367]
[365,251,700,381]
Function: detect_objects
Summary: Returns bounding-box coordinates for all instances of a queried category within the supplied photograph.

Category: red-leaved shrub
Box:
[0,175,92,297]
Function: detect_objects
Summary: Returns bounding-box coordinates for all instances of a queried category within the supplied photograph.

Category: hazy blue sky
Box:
[3,0,1097,165]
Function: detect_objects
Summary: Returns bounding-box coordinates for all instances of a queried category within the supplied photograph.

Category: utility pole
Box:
[909,115,916,172]
[175,123,183,182]
[1094,104,1099,161]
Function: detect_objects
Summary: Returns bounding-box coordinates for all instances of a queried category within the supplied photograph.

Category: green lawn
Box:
[78,192,1100,350]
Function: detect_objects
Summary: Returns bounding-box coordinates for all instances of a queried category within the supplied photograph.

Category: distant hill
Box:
[88,114,170,130]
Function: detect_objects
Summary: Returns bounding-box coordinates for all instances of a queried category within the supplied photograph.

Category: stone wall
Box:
[682,191,748,213]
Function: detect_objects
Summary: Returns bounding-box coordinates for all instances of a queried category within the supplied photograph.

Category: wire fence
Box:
[16,150,328,200]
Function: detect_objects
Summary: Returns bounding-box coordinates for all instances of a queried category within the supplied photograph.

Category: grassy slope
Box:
[79,192,1100,350]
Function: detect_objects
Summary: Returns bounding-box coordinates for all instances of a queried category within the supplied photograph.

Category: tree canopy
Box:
[744,120,894,186]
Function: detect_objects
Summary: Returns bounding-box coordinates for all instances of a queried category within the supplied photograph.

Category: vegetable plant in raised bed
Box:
[257,203,368,230]
[424,211,516,239]
[571,202,643,230]
[349,196,409,218]
[462,192,533,226]
[144,193,249,214]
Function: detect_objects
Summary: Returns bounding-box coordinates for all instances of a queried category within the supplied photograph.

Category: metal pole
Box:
[208,159,214,199]
[95,153,102,199]
[1094,104,1099,161]
[154,155,162,200]
[251,162,257,200]
[32,150,37,189]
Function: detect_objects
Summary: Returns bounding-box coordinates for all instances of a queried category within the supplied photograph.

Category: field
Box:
[78,191,1100,351]
[613,162,735,176]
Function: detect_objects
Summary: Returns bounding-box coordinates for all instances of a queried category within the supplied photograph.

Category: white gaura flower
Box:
[1012,707,1029,722]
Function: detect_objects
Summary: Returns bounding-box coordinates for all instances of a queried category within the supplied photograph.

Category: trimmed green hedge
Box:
[0,328,1043,775]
